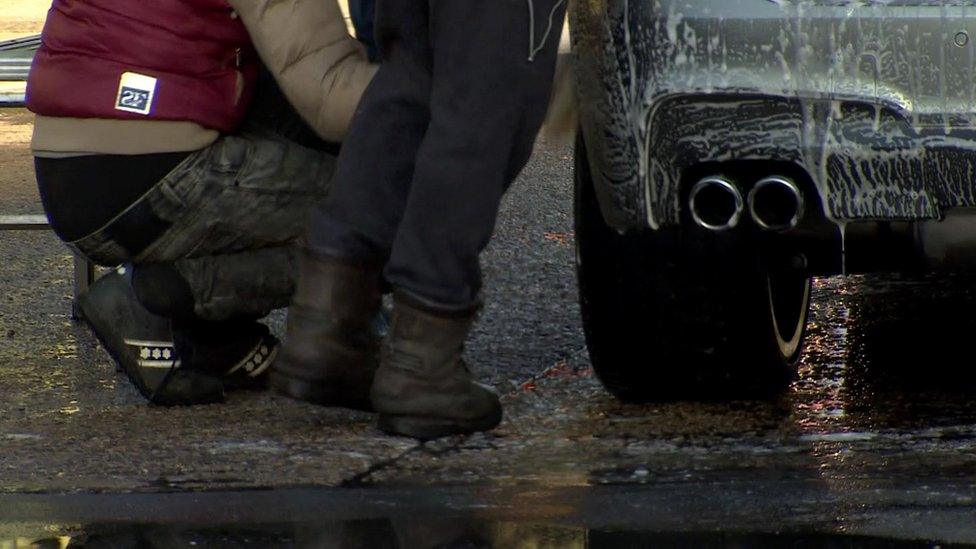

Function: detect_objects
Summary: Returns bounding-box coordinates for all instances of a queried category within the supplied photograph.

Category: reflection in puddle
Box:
[0,539,70,549]
[783,274,976,510]
[4,522,961,548]
[796,274,976,434]
[793,277,857,433]
[566,273,976,501]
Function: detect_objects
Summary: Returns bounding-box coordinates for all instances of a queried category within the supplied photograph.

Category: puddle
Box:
[1,485,973,547]
[4,522,965,549]
[793,274,976,434]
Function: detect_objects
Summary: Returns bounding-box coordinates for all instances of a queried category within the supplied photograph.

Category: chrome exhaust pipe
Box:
[689,176,744,231]
[747,176,805,232]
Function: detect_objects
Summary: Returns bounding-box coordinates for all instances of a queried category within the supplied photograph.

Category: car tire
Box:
[574,134,810,401]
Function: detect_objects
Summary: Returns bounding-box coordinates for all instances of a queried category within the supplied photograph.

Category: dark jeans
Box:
[349,0,378,61]
[309,0,566,310]
[45,77,337,321]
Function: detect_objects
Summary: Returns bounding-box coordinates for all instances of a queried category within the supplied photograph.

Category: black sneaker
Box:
[75,267,225,406]
[174,320,279,391]
[76,268,281,405]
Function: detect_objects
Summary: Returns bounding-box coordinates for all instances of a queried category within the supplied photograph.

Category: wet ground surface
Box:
[4,108,976,545]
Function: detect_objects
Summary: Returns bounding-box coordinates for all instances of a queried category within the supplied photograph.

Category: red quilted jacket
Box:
[26,0,258,132]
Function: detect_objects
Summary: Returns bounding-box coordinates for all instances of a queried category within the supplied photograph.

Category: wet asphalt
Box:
[3,108,976,546]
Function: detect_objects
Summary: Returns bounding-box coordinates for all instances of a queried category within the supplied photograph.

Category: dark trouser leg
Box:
[170,246,300,320]
[349,0,379,61]
[308,0,432,262]
[275,1,430,409]
[386,0,565,309]
[125,131,334,321]
[322,0,566,438]
[310,0,565,310]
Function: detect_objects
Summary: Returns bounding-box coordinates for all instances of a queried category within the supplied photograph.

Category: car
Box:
[570,0,976,400]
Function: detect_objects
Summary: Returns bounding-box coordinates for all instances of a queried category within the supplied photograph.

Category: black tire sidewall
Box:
[574,134,808,400]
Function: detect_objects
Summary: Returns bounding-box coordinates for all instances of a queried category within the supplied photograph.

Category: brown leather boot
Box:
[271,250,382,411]
[371,294,502,439]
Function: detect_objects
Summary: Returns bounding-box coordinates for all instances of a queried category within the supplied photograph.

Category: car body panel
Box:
[572,0,976,230]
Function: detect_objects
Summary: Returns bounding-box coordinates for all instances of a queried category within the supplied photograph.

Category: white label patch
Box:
[115,72,157,115]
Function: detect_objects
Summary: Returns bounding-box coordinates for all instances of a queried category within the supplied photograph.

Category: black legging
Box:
[34,151,189,243]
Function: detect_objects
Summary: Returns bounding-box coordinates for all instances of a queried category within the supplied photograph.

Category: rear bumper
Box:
[572,0,976,230]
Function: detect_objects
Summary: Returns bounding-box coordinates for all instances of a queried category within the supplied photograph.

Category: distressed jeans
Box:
[71,82,336,321]
[309,0,567,310]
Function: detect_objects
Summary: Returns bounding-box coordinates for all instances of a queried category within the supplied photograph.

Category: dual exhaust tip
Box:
[689,175,805,232]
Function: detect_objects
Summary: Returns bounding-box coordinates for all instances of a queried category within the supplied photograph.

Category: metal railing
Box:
[0,35,41,52]
[0,35,38,82]
[0,35,35,105]
[0,216,95,314]
[0,35,95,316]
[0,92,25,107]
[0,61,31,82]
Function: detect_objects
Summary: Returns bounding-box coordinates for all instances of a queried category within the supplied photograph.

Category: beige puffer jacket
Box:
[230,0,378,143]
